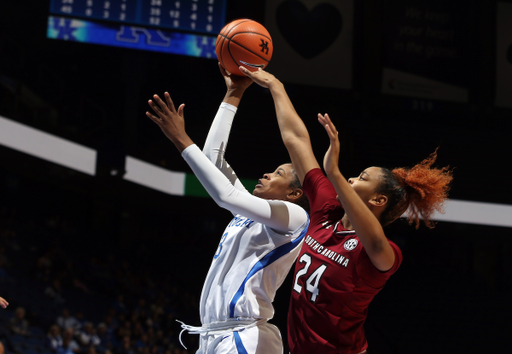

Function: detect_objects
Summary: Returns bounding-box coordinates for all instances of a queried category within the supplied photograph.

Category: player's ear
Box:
[288,188,303,201]
[370,194,388,207]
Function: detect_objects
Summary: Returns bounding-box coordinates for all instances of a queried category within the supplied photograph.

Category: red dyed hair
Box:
[378,149,453,228]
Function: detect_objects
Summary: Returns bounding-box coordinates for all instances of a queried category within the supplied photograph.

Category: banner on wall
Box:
[496,2,512,108]
[264,0,353,89]
[381,0,475,102]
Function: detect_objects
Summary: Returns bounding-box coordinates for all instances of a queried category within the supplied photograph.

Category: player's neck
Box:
[341,214,354,231]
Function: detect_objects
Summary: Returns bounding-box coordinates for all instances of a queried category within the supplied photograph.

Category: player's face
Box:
[253,163,295,200]
[347,167,383,205]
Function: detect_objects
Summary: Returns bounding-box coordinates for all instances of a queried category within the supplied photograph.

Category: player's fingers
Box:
[218,62,228,76]
[146,111,162,125]
[323,114,338,135]
[324,123,336,139]
[318,116,330,134]
[322,113,332,125]
[164,92,175,110]
[164,93,177,113]
[317,114,329,129]
[147,99,163,115]
[318,116,337,140]
[177,104,185,117]
[239,66,252,77]
[153,94,172,113]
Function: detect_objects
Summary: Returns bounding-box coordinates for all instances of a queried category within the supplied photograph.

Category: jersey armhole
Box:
[376,242,401,273]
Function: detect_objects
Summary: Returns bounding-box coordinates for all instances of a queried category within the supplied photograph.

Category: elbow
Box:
[212,189,238,211]
[367,238,387,255]
[215,198,230,210]
[202,148,214,160]
[282,134,309,149]
[203,148,222,165]
[281,134,296,146]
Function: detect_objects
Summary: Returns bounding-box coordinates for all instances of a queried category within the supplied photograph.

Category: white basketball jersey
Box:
[199,213,308,325]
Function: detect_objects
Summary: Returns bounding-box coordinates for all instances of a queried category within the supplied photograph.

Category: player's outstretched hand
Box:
[238,67,279,89]
[318,113,341,177]
[146,92,194,152]
[0,297,8,309]
[219,63,253,92]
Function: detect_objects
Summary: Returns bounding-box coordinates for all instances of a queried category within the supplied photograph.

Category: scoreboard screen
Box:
[49,0,226,35]
[47,0,227,58]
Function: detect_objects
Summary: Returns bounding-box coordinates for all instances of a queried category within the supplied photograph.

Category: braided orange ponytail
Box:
[377,149,453,228]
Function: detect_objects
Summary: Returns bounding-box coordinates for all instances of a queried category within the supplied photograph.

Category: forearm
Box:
[327,168,395,270]
[268,80,319,182]
[203,102,237,162]
[183,144,306,233]
[204,84,244,160]
[327,170,388,251]
[170,133,194,153]
[222,87,246,107]
[202,102,247,193]
[268,80,310,142]
[183,145,237,207]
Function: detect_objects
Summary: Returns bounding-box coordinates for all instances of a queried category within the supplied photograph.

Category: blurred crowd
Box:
[0,200,202,354]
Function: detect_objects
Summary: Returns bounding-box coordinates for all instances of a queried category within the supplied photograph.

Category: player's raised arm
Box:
[146,93,192,153]
[202,63,253,194]
[147,92,306,234]
[218,62,253,108]
[319,113,396,271]
[240,67,320,184]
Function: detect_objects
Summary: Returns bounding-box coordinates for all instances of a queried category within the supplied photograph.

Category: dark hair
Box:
[376,149,453,228]
[288,165,310,214]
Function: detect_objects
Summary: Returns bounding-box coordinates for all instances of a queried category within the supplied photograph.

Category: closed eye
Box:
[275,168,285,177]
[359,171,369,181]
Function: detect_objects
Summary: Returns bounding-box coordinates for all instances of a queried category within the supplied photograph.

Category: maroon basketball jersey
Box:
[287,169,402,354]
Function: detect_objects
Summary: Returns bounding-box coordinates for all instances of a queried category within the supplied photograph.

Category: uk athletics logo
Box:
[259,39,269,55]
[344,239,358,251]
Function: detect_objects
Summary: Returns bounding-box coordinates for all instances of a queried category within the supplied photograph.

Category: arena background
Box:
[1,1,511,353]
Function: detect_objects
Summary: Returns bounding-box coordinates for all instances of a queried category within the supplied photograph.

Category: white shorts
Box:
[197,322,283,354]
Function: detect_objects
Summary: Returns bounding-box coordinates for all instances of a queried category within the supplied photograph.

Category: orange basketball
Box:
[216,19,273,76]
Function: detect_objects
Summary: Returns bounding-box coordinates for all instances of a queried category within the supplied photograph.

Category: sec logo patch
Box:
[344,239,358,251]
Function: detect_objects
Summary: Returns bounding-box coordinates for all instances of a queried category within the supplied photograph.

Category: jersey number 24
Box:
[293,253,328,302]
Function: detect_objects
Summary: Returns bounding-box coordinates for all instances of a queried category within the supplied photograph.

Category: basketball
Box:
[216,19,273,76]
